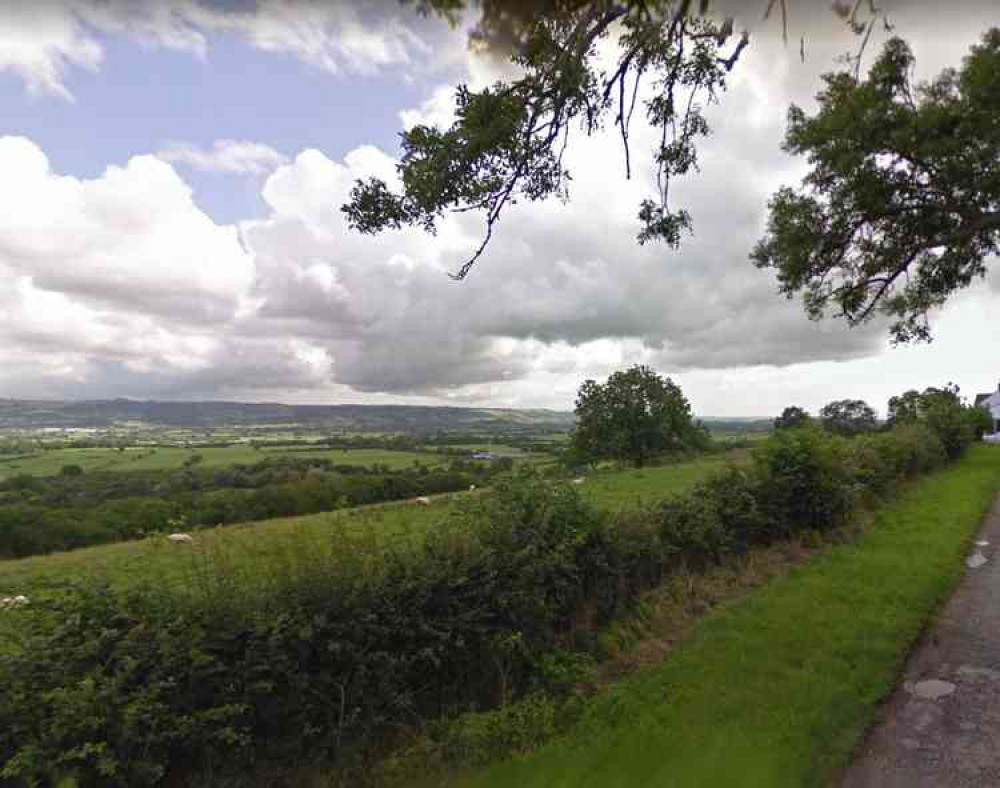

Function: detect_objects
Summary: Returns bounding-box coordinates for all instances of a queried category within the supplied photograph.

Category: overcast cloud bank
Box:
[0,0,997,415]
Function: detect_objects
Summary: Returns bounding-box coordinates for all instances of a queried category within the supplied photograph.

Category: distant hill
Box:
[0,398,576,434]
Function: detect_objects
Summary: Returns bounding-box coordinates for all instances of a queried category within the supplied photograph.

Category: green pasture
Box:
[0,445,448,478]
[0,453,736,600]
[580,451,747,510]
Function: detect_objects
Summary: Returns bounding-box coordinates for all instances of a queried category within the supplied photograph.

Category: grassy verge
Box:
[457,444,1000,788]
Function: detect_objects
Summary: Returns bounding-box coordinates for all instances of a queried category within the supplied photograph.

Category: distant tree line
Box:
[0,455,500,560]
[774,385,992,456]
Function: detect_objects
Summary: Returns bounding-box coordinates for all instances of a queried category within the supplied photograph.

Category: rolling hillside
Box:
[0,398,576,434]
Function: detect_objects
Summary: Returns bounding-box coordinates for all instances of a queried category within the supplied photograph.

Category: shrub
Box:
[752,426,854,535]
[692,465,770,548]
[656,494,733,566]
[436,694,560,767]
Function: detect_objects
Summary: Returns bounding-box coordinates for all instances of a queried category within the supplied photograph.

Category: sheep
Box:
[166,533,194,544]
[572,477,586,485]
[414,496,432,506]
[469,484,477,492]
[1,595,29,610]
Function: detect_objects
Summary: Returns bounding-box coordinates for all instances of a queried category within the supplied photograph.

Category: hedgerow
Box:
[0,460,484,560]
[0,419,981,786]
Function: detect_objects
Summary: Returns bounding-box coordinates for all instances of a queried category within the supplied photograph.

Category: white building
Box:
[975,384,1000,436]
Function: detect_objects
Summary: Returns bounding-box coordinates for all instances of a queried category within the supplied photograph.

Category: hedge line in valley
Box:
[0,457,495,559]
[0,419,983,786]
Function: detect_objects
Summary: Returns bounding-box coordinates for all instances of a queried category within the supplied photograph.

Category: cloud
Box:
[157,139,289,175]
[0,136,254,322]
[0,2,102,100]
[0,136,269,400]
[2,0,433,99]
[1,5,998,413]
[236,90,886,398]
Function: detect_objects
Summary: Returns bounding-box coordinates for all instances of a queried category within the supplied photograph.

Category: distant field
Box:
[0,453,741,602]
[581,453,747,511]
[0,445,450,478]
[709,430,770,443]
[428,443,531,456]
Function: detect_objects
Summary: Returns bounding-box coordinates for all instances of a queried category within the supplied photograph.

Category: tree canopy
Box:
[886,383,992,457]
[345,0,881,279]
[774,405,811,430]
[819,398,877,436]
[569,364,706,467]
[753,29,1000,342]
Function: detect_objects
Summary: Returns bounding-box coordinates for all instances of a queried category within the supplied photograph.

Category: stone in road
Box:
[841,495,1000,788]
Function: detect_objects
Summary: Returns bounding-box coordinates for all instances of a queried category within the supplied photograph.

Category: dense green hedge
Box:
[0,421,977,786]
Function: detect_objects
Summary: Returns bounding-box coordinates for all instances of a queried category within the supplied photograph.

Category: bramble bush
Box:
[0,419,984,786]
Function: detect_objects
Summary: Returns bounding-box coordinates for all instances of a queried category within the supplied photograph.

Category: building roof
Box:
[976,393,991,407]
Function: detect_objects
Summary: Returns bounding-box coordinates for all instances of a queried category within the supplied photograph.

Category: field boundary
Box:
[455,445,1000,788]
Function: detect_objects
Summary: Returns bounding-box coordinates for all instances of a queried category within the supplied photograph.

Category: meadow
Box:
[0,444,452,478]
[580,452,746,510]
[0,454,737,600]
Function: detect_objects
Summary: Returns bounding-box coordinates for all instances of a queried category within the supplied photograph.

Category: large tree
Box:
[774,405,811,430]
[753,29,1000,342]
[570,364,705,467]
[887,383,990,456]
[345,0,882,279]
[819,398,877,437]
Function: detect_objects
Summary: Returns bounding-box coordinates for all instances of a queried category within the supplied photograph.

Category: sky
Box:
[0,0,997,418]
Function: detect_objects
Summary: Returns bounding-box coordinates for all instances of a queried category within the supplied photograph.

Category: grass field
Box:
[0,445,451,478]
[580,452,746,510]
[0,454,739,601]
[456,444,1000,788]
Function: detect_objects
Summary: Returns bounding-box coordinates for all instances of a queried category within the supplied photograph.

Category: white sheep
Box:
[1,595,29,610]
[414,496,432,506]
[572,477,586,485]
[166,533,194,544]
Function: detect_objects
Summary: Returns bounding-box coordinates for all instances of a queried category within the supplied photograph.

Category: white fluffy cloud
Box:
[0,137,254,322]
[157,139,289,175]
[2,3,999,414]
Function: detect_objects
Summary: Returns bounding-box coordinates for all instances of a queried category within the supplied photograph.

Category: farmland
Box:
[0,453,736,599]
[0,402,994,788]
[0,444,450,479]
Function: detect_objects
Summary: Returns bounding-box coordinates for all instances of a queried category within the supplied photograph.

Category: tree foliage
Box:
[819,398,877,437]
[887,383,990,457]
[346,1,754,279]
[570,364,705,467]
[774,405,811,430]
[753,29,1000,342]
